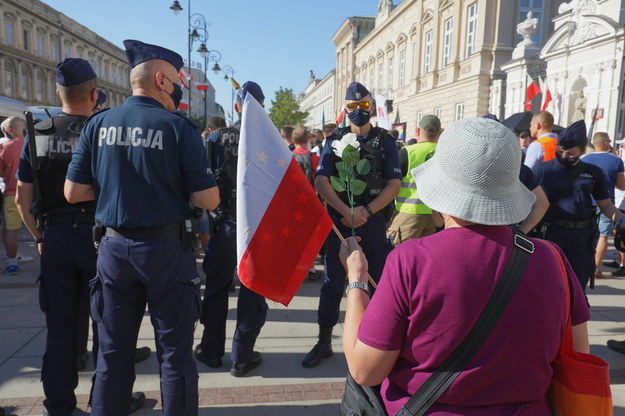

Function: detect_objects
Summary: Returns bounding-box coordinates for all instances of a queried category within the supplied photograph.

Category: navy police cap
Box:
[242,81,265,103]
[345,82,370,100]
[123,39,183,72]
[56,58,96,87]
[558,120,587,149]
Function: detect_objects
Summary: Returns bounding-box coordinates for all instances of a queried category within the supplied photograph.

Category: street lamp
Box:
[201,50,222,121]
[170,0,211,118]
[221,65,235,124]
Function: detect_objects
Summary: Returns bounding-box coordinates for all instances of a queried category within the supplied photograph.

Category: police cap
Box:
[56,58,96,87]
[558,120,587,149]
[97,89,107,105]
[345,82,370,100]
[123,39,183,72]
[242,81,265,103]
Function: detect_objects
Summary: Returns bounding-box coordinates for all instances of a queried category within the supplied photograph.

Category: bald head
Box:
[592,132,610,151]
[129,59,179,111]
[1,116,25,140]
[530,110,554,138]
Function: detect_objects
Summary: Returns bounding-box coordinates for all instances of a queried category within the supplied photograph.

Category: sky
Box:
[42,0,380,112]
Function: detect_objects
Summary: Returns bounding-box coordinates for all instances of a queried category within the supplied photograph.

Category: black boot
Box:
[302,325,333,368]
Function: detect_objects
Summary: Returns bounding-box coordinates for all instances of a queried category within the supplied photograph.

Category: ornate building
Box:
[299,69,335,130]
[0,0,130,108]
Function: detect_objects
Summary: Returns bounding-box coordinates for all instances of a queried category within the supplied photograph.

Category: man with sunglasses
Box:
[303,82,401,368]
[64,40,219,416]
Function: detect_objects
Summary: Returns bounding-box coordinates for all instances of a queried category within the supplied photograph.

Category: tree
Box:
[269,87,309,129]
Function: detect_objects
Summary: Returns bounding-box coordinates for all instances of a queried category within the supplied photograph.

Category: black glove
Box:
[615,226,625,252]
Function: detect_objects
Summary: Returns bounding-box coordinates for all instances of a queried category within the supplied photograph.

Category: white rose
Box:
[331,133,360,158]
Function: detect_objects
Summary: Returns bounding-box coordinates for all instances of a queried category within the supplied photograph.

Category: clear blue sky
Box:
[42,0,379,112]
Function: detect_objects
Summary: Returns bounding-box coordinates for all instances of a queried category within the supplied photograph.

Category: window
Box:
[51,40,58,60]
[417,111,423,124]
[369,65,374,90]
[399,49,406,87]
[6,21,14,45]
[378,63,383,91]
[38,35,45,57]
[20,73,29,99]
[519,0,544,45]
[466,3,478,57]
[65,46,71,58]
[387,57,394,91]
[443,18,454,66]
[36,77,44,101]
[424,30,433,74]
[411,41,416,77]
[23,30,30,51]
[434,107,441,119]
[4,70,14,96]
[455,103,464,121]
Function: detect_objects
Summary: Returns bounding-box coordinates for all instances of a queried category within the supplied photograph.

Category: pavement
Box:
[0,227,623,415]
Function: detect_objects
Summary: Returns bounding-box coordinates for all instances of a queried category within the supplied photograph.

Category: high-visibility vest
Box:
[537,135,557,161]
[395,141,437,214]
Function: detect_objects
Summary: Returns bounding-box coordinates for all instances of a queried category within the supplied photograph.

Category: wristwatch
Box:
[345,281,370,296]
[364,204,374,217]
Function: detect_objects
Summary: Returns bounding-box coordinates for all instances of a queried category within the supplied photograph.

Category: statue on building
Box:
[573,89,587,121]
[516,11,539,45]
[378,0,392,13]
[309,70,315,82]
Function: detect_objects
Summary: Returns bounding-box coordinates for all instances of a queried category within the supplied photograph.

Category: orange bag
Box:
[545,242,613,416]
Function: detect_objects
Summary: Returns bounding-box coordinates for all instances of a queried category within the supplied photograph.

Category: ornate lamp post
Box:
[201,50,222,121]
[221,65,235,124]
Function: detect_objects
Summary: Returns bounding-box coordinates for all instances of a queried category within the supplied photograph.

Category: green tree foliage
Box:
[269,87,309,129]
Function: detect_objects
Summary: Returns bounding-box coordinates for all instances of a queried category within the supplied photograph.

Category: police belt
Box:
[544,217,595,230]
[44,212,95,226]
[104,222,182,240]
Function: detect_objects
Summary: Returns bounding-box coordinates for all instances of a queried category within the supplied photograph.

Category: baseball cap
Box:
[419,114,441,133]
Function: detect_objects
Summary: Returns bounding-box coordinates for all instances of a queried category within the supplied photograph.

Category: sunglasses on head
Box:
[345,101,372,111]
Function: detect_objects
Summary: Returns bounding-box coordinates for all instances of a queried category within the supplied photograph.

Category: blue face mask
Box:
[347,108,371,127]
[556,152,580,167]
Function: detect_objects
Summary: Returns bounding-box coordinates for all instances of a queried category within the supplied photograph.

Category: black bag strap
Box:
[396,229,534,416]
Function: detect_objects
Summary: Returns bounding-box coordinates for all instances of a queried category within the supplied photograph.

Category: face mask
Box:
[347,108,371,127]
[556,152,580,167]
[169,82,183,110]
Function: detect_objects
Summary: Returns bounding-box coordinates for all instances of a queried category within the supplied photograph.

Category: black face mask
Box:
[556,152,580,167]
[347,108,371,127]
[169,82,183,110]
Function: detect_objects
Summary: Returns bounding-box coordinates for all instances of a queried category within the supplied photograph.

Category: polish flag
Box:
[336,109,345,127]
[195,83,209,91]
[177,99,189,110]
[179,69,191,89]
[237,90,332,306]
[525,75,540,112]
[540,77,553,111]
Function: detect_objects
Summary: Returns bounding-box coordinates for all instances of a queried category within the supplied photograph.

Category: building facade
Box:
[181,65,220,123]
[299,69,335,130]
[0,0,130,108]
[327,0,560,138]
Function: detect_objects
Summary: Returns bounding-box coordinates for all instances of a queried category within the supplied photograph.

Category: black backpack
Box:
[293,150,314,185]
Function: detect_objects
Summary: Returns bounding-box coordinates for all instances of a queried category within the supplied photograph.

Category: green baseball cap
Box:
[419,114,441,133]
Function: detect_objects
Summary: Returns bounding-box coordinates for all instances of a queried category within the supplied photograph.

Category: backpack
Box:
[294,150,314,185]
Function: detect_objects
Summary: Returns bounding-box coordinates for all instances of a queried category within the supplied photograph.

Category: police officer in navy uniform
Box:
[533,120,625,291]
[194,81,268,377]
[303,82,401,368]
[16,58,147,416]
[64,40,219,416]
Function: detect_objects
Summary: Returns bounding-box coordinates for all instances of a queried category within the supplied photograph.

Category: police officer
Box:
[303,82,401,368]
[533,120,625,290]
[194,82,268,377]
[15,59,148,416]
[64,40,219,416]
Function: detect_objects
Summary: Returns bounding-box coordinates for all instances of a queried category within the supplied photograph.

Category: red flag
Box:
[177,99,189,110]
[336,109,345,127]
[540,77,553,111]
[237,91,332,306]
[179,69,190,89]
[195,83,209,91]
[525,77,540,111]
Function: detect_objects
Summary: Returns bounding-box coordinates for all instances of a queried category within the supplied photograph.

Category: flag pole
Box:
[331,223,378,288]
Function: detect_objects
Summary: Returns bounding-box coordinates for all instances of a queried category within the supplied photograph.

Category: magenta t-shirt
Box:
[358,225,590,415]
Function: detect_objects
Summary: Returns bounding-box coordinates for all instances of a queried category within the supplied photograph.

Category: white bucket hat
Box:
[412,117,536,225]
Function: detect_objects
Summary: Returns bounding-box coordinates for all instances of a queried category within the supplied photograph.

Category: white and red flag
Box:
[177,99,189,110]
[237,91,332,306]
[179,69,191,89]
[195,83,209,91]
[525,75,540,112]
[539,77,553,111]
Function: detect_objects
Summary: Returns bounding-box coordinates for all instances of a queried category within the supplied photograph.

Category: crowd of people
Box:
[0,36,622,415]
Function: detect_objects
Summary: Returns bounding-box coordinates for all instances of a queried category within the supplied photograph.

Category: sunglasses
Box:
[345,101,372,111]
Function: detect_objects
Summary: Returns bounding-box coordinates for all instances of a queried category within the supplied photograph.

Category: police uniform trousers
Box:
[199,218,268,363]
[89,236,201,416]
[318,211,390,327]
[544,225,595,290]
[39,223,96,416]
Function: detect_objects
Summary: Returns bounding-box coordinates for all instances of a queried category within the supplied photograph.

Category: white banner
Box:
[375,94,389,130]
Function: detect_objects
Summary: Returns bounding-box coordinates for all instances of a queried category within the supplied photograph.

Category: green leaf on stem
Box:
[342,145,360,167]
[330,175,346,192]
[356,159,371,175]
[351,179,367,196]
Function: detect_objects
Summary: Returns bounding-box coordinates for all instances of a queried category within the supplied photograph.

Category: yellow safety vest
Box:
[395,141,437,214]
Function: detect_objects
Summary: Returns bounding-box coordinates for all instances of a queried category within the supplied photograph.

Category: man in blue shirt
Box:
[533,121,625,291]
[303,82,401,368]
[64,40,219,416]
[581,132,625,277]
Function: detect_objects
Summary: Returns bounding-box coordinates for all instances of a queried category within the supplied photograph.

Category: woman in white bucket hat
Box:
[340,118,591,415]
